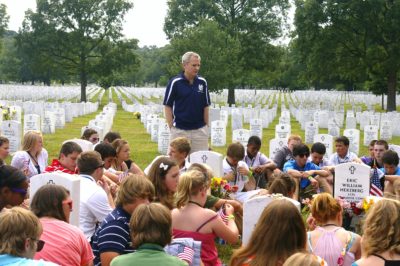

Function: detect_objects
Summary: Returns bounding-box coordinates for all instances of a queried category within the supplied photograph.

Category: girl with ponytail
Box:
[172,170,239,266]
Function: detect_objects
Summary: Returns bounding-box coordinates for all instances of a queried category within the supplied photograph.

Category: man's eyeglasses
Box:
[62,199,73,211]
[31,238,45,252]
[11,188,28,198]
[298,154,309,158]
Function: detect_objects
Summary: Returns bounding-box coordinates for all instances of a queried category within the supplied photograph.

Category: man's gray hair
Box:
[182,51,201,64]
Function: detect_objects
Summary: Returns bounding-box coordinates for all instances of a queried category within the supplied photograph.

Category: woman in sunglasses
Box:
[31,184,94,266]
[0,165,28,211]
[0,207,57,265]
[81,128,100,145]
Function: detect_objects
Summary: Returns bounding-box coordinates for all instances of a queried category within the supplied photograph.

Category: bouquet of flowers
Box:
[210,177,239,199]
[132,111,141,119]
[0,105,15,121]
[301,197,313,225]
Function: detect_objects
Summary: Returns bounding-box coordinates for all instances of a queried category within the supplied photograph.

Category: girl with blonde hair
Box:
[353,199,400,266]
[230,199,306,266]
[308,193,361,266]
[11,131,48,178]
[172,170,239,266]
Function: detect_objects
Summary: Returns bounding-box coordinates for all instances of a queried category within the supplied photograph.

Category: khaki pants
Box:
[170,125,209,153]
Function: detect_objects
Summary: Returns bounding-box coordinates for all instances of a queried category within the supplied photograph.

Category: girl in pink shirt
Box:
[31,184,94,266]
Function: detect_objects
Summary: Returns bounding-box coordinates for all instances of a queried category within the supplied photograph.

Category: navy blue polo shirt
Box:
[163,72,211,130]
[91,206,134,266]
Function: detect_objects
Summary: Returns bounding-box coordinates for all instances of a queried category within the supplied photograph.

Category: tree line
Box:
[0,0,399,110]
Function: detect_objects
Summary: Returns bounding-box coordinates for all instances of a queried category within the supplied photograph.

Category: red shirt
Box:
[45,159,77,175]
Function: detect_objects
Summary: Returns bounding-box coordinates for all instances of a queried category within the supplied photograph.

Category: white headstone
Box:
[275,124,291,139]
[211,120,226,147]
[269,138,287,160]
[344,129,360,155]
[1,120,21,153]
[305,121,319,144]
[249,119,263,139]
[54,108,66,128]
[209,108,220,124]
[317,111,329,128]
[334,162,370,203]
[151,118,164,143]
[313,134,333,159]
[232,129,250,146]
[231,110,243,131]
[380,120,392,141]
[23,114,41,134]
[346,116,357,129]
[364,125,378,146]
[41,111,56,134]
[189,151,223,177]
[242,196,300,245]
[370,114,380,127]
[30,172,81,227]
[158,123,170,155]
[220,110,228,126]
[9,106,22,122]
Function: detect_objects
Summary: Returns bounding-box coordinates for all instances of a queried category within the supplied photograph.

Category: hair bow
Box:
[159,162,169,171]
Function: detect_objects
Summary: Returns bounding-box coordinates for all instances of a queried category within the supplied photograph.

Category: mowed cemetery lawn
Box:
[4,87,400,263]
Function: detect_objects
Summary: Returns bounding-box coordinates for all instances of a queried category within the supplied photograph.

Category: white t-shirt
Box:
[11,149,48,178]
[328,151,358,166]
[79,174,113,240]
[222,158,249,192]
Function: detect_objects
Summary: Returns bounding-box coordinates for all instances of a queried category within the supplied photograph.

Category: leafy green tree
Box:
[20,0,134,101]
[164,0,290,105]
[293,0,400,111]
[166,20,241,94]
[0,4,9,53]
[93,39,139,89]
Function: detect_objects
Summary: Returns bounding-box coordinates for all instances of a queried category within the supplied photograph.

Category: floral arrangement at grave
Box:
[210,177,238,199]
[0,105,15,121]
[133,111,141,119]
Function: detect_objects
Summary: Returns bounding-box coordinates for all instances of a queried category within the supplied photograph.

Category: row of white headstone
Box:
[0,86,103,153]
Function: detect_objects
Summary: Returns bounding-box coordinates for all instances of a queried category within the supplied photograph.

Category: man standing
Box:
[163,51,210,153]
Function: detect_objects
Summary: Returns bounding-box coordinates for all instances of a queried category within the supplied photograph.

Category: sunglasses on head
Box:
[11,187,28,198]
[62,199,73,211]
[31,238,45,252]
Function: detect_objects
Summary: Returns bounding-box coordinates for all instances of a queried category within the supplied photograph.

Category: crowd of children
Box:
[0,129,399,266]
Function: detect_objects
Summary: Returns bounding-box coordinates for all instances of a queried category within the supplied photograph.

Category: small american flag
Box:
[370,168,383,197]
[177,246,194,264]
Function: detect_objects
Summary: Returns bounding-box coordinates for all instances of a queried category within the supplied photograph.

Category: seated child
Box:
[380,150,400,196]
[111,203,187,266]
[244,136,276,188]
[223,142,260,202]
